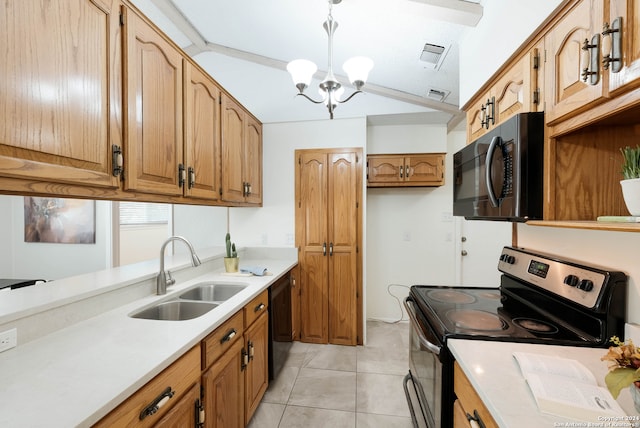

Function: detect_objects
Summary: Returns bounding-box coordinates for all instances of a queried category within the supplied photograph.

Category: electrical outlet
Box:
[0,328,17,353]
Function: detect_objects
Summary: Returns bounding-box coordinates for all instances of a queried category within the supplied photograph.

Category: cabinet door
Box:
[466,92,493,143]
[493,55,531,124]
[221,95,245,203]
[0,0,121,188]
[244,312,269,424]
[202,339,244,428]
[297,152,329,344]
[327,152,359,345]
[405,155,444,185]
[544,0,604,124]
[123,7,183,196]
[153,382,200,428]
[183,60,221,201]
[244,116,262,204]
[367,156,403,184]
[608,0,640,93]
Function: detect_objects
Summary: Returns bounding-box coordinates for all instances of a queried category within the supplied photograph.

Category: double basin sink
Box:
[130,282,248,321]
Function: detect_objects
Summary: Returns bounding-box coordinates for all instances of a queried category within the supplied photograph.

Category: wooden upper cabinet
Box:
[544,0,604,124]
[367,154,444,187]
[183,59,222,201]
[0,0,121,188]
[466,46,542,144]
[607,0,640,93]
[221,94,263,205]
[123,6,184,196]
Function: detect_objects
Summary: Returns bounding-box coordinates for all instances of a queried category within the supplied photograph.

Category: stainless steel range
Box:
[403,246,628,428]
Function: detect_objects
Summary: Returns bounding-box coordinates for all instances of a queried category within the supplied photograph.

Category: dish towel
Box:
[240,265,268,276]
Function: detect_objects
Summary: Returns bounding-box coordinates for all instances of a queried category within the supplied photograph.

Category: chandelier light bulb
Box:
[286,59,318,92]
[343,56,374,89]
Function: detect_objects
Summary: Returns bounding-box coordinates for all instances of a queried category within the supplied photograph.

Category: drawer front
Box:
[94,344,201,428]
[244,289,269,327]
[454,362,498,428]
[202,310,244,369]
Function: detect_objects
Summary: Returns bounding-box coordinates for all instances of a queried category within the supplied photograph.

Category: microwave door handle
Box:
[403,297,441,355]
[485,136,502,208]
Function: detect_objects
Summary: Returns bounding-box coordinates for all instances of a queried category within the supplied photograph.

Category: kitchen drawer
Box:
[454,361,498,428]
[93,344,201,428]
[244,289,268,327]
[202,310,244,370]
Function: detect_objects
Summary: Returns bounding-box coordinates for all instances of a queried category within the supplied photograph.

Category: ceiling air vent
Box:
[420,43,448,70]
[426,87,450,102]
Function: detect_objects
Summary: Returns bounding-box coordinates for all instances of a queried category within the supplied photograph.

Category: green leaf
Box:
[604,368,636,398]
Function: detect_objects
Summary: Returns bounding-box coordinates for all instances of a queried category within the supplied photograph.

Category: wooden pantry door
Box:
[295,148,362,345]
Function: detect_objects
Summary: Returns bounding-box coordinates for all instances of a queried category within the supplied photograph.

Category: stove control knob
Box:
[564,274,579,287]
[500,254,515,264]
[578,279,594,292]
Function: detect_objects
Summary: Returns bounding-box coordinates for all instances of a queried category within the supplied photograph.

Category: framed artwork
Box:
[24,197,96,244]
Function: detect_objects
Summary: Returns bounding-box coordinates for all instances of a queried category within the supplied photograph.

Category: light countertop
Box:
[0,248,297,428]
[449,339,640,428]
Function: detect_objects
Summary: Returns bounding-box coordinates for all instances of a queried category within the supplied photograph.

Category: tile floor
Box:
[248,320,412,428]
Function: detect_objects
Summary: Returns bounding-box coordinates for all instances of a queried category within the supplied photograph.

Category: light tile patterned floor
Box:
[248,320,412,428]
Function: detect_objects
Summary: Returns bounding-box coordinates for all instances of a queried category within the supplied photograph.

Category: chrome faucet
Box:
[157,236,202,295]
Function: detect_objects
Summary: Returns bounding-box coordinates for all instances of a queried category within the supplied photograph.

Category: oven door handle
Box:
[403,297,441,355]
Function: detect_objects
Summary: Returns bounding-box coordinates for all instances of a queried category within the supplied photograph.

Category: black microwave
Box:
[453,112,544,222]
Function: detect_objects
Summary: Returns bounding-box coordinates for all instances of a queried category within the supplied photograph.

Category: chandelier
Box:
[286,0,374,119]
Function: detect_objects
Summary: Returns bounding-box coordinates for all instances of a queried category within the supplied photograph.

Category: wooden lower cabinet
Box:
[201,290,269,428]
[154,382,201,428]
[244,311,269,424]
[202,339,244,428]
[93,345,201,428]
[453,362,498,428]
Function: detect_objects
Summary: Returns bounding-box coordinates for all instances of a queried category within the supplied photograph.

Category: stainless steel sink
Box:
[179,282,247,302]
[130,300,218,321]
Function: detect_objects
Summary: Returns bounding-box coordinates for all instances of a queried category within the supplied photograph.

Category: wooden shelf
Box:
[526,220,640,233]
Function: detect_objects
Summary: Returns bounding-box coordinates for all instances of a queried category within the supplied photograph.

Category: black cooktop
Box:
[409,285,594,345]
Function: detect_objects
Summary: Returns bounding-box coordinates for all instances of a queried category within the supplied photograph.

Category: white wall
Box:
[365,124,456,321]
[0,196,111,280]
[459,0,562,106]
[173,204,227,251]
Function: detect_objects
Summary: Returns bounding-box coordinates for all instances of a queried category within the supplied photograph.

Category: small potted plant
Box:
[620,145,640,216]
[224,232,238,273]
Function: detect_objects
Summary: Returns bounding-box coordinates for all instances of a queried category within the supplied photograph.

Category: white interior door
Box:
[454,217,512,287]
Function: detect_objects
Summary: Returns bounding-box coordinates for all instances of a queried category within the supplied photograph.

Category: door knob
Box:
[461,236,467,242]
[461,250,468,256]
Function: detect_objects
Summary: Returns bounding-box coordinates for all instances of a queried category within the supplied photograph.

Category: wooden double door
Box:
[295,148,363,346]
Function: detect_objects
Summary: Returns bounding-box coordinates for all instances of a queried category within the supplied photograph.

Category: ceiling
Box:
[130,0,483,128]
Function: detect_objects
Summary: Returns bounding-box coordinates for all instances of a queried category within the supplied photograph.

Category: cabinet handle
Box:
[188,166,195,189]
[220,328,237,344]
[254,302,265,313]
[399,166,403,178]
[196,398,205,426]
[178,164,186,188]
[247,182,252,195]
[241,348,248,371]
[112,145,123,177]
[323,242,327,256]
[248,340,254,360]
[466,410,486,428]
[329,242,333,256]
[139,386,174,420]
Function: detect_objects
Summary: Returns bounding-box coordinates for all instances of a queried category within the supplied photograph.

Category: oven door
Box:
[404,297,444,428]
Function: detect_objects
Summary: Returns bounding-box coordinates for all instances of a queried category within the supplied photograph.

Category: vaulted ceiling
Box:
[130,0,483,128]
